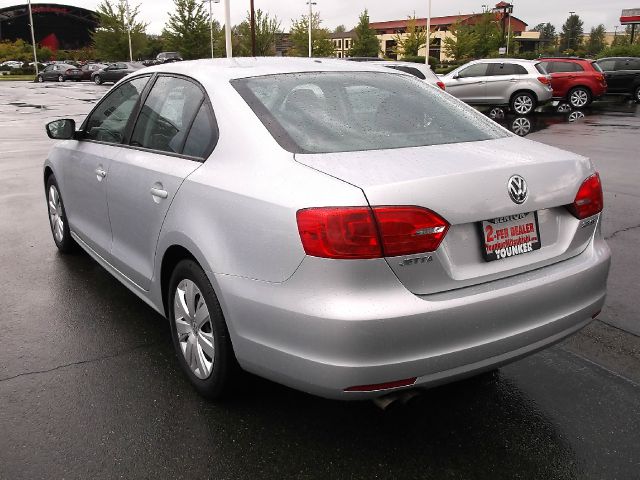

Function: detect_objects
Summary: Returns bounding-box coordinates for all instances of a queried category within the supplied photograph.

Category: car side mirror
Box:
[452,73,460,79]
[46,119,76,140]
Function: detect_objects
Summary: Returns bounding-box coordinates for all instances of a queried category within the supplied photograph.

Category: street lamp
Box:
[125,0,133,61]
[27,0,38,76]
[307,0,317,57]
[203,0,219,58]
[568,11,575,50]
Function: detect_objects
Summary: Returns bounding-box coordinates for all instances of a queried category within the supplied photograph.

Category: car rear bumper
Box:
[213,228,610,400]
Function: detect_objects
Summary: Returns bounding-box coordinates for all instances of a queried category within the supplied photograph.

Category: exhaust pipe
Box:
[372,389,422,410]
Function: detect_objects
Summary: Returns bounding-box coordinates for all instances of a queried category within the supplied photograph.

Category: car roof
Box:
[539,57,593,62]
[135,57,414,82]
[468,58,539,64]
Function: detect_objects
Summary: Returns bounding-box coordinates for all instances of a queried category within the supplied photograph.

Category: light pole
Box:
[250,0,256,56]
[27,0,38,76]
[125,0,133,61]
[307,0,316,57]
[506,1,513,55]
[425,0,431,67]
[203,0,219,58]
[223,0,232,57]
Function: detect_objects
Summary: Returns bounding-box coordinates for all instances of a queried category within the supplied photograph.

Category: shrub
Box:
[597,43,640,58]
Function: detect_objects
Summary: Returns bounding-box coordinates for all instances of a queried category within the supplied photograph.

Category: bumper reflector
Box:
[344,377,417,392]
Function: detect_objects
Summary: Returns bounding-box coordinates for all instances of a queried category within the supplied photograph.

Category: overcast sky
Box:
[5,0,631,35]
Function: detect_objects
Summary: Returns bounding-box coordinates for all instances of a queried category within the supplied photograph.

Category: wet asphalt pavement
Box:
[1,81,639,479]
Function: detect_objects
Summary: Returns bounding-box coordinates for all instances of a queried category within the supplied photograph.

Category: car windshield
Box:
[232,72,507,154]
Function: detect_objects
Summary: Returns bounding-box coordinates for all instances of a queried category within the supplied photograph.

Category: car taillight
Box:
[436,81,446,90]
[567,173,603,219]
[296,206,449,259]
[537,76,551,85]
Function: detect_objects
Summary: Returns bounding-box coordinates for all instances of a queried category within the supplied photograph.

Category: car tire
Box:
[45,174,76,253]
[168,259,238,399]
[57,74,64,82]
[93,75,102,85]
[37,75,44,83]
[510,92,536,115]
[568,87,591,109]
[634,86,640,104]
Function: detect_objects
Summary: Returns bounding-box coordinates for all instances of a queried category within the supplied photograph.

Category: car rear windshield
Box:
[232,72,507,154]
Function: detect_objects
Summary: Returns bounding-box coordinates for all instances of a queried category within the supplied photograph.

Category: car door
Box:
[60,75,151,259]
[545,61,575,98]
[598,59,623,93]
[445,63,489,103]
[613,58,637,94]
[484,63,519,103]
[106,75,212,289]
[42,65,54,80]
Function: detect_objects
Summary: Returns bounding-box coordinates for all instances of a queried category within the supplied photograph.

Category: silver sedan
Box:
[43,58,610,400]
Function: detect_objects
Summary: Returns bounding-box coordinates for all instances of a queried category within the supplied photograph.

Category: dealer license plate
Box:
[481,212,541,262]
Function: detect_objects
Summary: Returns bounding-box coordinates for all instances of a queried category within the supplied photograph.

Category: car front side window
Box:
[459,63,488,78]
[129,76,204,154]
[84,76,149,144]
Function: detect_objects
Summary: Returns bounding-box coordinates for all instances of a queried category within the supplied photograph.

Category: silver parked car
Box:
[43,58,610,400]
[442,59,553,114]
[363,60,446,90]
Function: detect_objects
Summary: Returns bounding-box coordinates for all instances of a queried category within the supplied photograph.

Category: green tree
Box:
[559,13,584,52]
[531,22,557,53]
[289,12,335,57]
[472,12,502,57]
[92,0,147,61]
[334,25,346,33]
[0,39,32,62]
[394,15,426,57]
[443,20,477,61]
[162,0,210,59]
[234,9,281,56]
[349,10,380,57]
[586,24,606,56]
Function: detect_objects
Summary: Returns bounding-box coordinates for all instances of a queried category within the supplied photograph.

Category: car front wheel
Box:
[510,92,536,115]
[168,259,238,399]
[45,175,75,253]
[37,75,44,83]
[568,87,591,109]
[634,86,640,103]
[93,75,102,85]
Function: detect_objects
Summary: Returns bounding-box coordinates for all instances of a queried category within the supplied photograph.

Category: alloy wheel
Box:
[513,95,533,115]
[48,185,64,243]
[37,75,44,83]
[635,87,640,103]
[511,117,532,136]
[174,279,215,380]
[570,89,589,108]
[57,75,64,82]
[94,75,101,85]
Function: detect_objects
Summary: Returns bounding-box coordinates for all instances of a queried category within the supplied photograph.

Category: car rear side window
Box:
[535,63,548,74]
[628,59,640,70]
[84,76,149,144]
[385,65,427,80]
[130,76,204,154]
[232,72,507,154]
[488,63,527,75]
[182,102,218,158]
[546,62,584,73]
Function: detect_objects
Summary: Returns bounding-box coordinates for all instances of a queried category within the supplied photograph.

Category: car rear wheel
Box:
[45,175,75,253]
[510,92,536,115]
[568,87,591,109]
[57,74,64,82]
[93,75,102,85]
[168,259,238,399]
[634,86,640,103]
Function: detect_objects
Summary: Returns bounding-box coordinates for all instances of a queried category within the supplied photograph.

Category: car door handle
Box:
[150,187,168,199]
[95,167,107,181]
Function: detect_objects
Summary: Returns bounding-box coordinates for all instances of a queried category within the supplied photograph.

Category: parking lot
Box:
[1,80,639,479]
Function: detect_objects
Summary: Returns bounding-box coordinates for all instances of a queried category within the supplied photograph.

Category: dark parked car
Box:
[91,62,144,85]
[538,57,607,109]
[36,63,82,83]
[156,52,183,63]
[595,57,640,102]
[79,63,107,81]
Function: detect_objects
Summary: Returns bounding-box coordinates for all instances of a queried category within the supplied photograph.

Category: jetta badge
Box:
[508,175,528,204]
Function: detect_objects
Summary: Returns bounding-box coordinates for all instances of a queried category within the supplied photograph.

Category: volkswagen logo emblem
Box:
[508,175,528,204]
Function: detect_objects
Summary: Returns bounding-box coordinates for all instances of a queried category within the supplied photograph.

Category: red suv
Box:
[538,58,607,109]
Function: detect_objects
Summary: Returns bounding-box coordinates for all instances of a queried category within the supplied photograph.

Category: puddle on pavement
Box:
[8,101,48,110]
[482,98,639,137]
